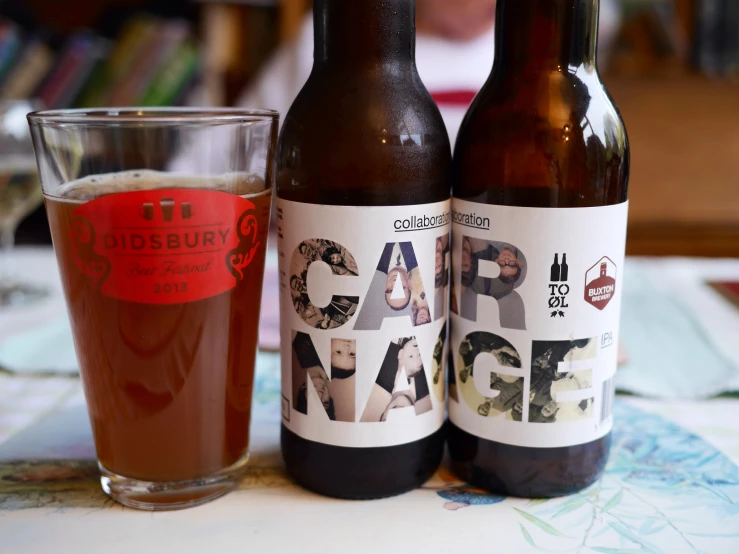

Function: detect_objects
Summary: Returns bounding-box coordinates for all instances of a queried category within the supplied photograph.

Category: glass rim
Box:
[27,107,279,126]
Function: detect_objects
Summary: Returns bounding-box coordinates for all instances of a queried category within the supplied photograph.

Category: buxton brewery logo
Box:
[70,188,261,305]
[584,256,617,310]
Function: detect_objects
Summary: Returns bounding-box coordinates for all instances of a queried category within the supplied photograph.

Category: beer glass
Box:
[27,109,278,510]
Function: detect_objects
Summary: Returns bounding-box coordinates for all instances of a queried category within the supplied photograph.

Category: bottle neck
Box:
[494,0,599,74]
[314,0,416,67]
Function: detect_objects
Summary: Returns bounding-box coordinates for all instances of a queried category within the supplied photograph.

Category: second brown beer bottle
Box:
[448,0,629,497]
[276,0,451,498]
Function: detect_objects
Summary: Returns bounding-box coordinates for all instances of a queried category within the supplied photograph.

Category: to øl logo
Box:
[548,253,569,318]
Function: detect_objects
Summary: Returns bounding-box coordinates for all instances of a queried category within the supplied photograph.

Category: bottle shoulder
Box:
[452,68,629,208]
[462,69,626,139]
[283,67,448,140]
[277,68,452,206]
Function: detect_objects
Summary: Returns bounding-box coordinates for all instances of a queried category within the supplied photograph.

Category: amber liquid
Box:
[448,0,629,497]
[45,178,271,483]
[277,0,450,498]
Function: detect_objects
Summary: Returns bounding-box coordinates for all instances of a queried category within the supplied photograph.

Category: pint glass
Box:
[27,109,278,510]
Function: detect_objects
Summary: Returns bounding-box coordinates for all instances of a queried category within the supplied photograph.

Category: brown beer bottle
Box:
[277,0,451,499]
[448,0,629,497]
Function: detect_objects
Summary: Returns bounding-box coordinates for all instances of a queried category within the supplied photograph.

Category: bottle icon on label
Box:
[550,254,561,282]
[561,254,569,282]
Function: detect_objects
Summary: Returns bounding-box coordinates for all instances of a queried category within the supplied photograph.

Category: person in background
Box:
[235,0,622,147]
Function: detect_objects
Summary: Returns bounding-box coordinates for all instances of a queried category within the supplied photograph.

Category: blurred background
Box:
[1,0,738,257]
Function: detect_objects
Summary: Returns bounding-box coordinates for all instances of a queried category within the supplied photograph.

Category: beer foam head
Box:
[53,170,268,201]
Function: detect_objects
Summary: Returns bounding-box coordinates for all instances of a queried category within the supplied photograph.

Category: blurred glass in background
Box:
[0,100,47,306]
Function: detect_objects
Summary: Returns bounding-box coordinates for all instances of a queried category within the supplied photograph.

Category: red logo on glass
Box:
[584,256,617,311]
[69,189,261,304]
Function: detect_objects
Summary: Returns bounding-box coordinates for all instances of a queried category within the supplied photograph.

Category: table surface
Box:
[1,248,739,554]
[1,367,738,554]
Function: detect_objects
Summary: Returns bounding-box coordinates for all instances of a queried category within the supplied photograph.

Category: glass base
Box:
[99,453,249,511]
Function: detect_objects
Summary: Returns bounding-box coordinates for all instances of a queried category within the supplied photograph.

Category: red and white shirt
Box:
[231,2,620,150]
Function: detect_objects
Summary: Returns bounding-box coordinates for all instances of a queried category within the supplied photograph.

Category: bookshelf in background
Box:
[0,14,200,109]
[608,0,739,78]
[693,0,739,76]
[0,0,311,109]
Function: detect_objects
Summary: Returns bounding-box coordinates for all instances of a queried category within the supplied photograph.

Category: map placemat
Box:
[1,355,738,554]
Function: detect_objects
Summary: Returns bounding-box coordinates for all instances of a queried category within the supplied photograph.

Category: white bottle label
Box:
[277,198,450,448]
[449,199,628,448]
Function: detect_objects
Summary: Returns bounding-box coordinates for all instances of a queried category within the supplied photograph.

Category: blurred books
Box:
[694,0,739,77]
[595,0,739,78]
[0,15,201,109]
